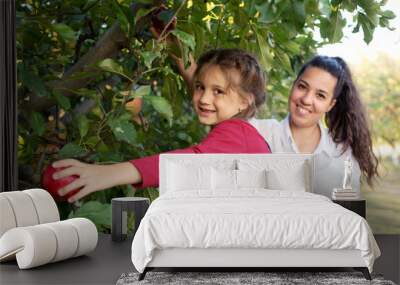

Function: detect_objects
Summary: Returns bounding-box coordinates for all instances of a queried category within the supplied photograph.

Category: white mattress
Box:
[131,190,380,273]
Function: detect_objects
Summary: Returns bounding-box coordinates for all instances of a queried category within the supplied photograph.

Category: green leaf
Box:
[255,3,275,24]
[147,96,173,121]
[381,10,396,20]
[98,58,123,73]
[359,13,374,44]
[141,51,160,69]
[69,201,111,230]
[98,152,124,163]
[59,143,86,159]
[86,136,100,148]
[30,112,45,136]
[274,49,292,74]
[305,0,319,14]
[20,67,48,97]
[53,91,71,110]
[131,85,151,98]
[112,0,130,35]
[329,11,346,42]
[342,0,356,12]
[171,30,195,51]
[98,58,132,81]
[254,29,273,71]
[319,17,331,39]
[52,23,76,44]
[107,120,137,145]
[291,0,306,29]
[78,116,89,138]
[285,41,301,54]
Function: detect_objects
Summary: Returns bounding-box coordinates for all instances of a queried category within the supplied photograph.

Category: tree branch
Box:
[21,2,152,112]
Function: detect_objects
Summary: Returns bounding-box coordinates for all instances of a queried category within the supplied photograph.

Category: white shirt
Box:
[249,115,361,198]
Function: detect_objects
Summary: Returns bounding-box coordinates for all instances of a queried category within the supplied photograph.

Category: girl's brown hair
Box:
[296,55,379,184]
[193,48,266,119]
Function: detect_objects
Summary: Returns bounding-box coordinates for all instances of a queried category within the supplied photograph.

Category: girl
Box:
[53,48,271,202]
[172,54,379,197]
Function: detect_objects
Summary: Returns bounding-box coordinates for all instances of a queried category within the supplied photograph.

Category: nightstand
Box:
[332,199,366,218]
[111,197,150,242]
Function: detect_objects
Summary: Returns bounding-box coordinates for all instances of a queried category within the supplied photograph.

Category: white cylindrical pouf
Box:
[23,189,60,224]
[0,196,17,237]
[65,218,98,257]
[0,226,57,269]
[42,221,79,262]
[1,192,39,227]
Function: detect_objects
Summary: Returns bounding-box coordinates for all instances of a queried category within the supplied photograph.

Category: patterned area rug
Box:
[116,271,396,285]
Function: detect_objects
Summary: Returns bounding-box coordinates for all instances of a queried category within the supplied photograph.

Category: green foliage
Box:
[16,0,394,232]
[353,55,400,147]
[68,201,112,232]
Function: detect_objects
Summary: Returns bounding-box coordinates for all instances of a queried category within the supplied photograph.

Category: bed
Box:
[131,154,380,281]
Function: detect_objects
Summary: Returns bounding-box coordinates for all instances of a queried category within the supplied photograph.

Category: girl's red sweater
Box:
[130,119,271,188]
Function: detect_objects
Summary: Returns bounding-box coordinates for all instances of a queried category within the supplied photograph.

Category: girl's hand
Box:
[169,53,197,88]
[149,20,197,88]
[52,159,141,203]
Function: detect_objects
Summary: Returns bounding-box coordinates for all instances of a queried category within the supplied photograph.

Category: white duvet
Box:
[131,190,380,273]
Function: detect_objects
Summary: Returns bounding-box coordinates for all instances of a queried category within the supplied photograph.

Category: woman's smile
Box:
[294,103,312,116]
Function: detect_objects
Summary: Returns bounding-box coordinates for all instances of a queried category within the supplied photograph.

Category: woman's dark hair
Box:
[193,48,266,119]
[296,55,378,184]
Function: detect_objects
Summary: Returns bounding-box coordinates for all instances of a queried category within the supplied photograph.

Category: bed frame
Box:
[138,154,372,281]
[138,248,371,280]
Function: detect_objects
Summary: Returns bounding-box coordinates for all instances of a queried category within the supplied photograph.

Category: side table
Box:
[112,197,150,242]
[332,199,366,218]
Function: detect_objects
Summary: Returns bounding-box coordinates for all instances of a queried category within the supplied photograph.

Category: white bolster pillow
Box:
[0,218,98,269]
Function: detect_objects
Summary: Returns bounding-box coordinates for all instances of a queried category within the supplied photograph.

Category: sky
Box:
[317,0,400,66]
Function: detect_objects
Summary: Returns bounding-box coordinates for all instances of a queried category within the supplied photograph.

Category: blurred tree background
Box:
[16,0,395,232]
[354,55,400,234]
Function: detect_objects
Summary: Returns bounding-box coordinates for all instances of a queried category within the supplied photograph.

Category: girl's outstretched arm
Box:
[53,120,268,203]
[52,159,141,202]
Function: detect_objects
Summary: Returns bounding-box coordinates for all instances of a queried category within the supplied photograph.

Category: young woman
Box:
[252,56,378,197]
[172,54,378,197]
[53,48,271,202]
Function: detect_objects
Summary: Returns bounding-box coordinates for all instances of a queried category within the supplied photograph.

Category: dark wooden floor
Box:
[0,234,399,285]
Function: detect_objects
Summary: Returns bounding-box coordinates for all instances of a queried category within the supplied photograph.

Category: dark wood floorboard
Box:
[0,234,398,285]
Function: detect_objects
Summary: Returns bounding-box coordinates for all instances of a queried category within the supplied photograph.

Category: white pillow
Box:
[238,159,311,192]
[237,169,267,188]
[266,166,307,191]
[167,162,211,191]
[212,168,237,190]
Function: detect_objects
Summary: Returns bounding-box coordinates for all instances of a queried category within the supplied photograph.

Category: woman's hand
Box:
[52,159,141,203]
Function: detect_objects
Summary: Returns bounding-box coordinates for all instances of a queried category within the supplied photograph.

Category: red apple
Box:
[41,165,80,201]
